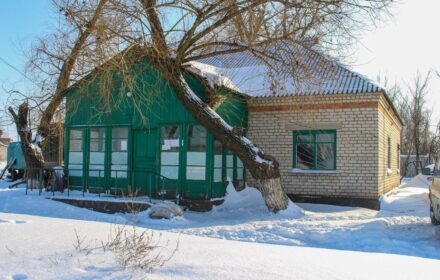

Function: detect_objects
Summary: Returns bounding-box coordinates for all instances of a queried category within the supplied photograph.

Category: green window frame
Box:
[293,130,336,170]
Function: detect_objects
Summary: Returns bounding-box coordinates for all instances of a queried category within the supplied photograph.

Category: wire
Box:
[0,56,40,87]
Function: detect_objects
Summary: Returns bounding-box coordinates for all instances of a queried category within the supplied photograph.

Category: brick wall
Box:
[377,94,402,195]
[246,93,401,201]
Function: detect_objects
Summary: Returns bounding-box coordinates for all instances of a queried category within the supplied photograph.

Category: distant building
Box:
[0,130,13,162]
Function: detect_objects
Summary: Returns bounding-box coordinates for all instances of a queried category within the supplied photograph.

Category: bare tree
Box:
[9,0,393,212]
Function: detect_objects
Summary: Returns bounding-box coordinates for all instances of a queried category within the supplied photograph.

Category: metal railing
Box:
[23,167,181,203]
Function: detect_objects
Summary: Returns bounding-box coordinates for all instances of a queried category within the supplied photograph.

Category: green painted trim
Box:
[292,130,337,170]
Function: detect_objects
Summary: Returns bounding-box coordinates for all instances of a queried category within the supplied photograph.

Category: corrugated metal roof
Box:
[189,45,384,98]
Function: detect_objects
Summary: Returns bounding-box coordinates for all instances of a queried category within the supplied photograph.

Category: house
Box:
[0,129,13,162]
[64,47,402,210]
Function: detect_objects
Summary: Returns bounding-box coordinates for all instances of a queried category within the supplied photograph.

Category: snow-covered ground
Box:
[1,175,440,279]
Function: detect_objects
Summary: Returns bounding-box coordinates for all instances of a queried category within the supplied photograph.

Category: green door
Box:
[87,127,107,193]
[133,128,158,196]
[184,125,209,199]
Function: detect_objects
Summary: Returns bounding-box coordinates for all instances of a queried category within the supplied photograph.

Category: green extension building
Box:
[64,57,247,209]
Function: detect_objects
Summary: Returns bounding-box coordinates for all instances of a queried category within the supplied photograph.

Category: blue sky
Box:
[0,0,55,137]
[1,0,439,138]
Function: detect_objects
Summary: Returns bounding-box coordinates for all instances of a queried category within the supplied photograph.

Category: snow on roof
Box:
[187,45,383,98]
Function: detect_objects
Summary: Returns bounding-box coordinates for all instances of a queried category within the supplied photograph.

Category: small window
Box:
[293,130,336,170]
[397,144,400,169]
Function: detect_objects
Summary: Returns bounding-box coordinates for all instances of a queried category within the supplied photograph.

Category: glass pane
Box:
[68,164,83,176]
[237,167,244,180]
[90,151,105,164]
[90,128,106,139]
[296,143,314,169]
[187,125,206,152]
[161,126,179,151]
[297,134,313,142]
[70,129,82,139]
[186,166,206,180]
[226,168,233,181]
[161,152,179,165]
[214,140,223,168]
[69,151,83,164]
[226,154,234,167]
[214,168,222,182]
[111,165,127,178]
[112,139,128,152]
[112,152,128,165]
[317,143,335,170]
[112,127,128,138]
[214,155,222,168]
[69,139,83,152]
[237,158,243,168]
[316,133,335,142]
[89,164,105,177]
[187,151,205,166]
[161,166,179,179]
[90,139,105,152]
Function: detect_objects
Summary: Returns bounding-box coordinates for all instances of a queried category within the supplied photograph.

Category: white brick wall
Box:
[246,93,401,200]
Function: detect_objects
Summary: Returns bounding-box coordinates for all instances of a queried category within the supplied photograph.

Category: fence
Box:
[23,167,180,203]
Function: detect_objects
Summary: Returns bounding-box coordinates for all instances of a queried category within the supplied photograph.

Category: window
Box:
[111,127,128,178]
[186,125,206,180]
[213,140,222,182]
[387,137,391,169]
[397,144,400,169]
[89,128,106,177]
[68,129,84,176]
[293,130,336,170]
[160,126,180,179]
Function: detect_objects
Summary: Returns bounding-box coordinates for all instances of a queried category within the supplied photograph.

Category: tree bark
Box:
[156,61,289,212]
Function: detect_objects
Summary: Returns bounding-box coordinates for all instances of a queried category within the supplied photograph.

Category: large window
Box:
[68,129,84,176]
[89,128,106,177]
[186,125,206,180]
[161,126,180,179]
[111,127,128,178]
[293,130,336,170]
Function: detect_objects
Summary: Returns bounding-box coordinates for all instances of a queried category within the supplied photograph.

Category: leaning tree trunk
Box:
[157,61,289,212]
[8,102,45,188]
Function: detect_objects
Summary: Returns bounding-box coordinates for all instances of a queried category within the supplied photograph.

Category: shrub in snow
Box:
[73,225,179,272]
[149,202,183,219]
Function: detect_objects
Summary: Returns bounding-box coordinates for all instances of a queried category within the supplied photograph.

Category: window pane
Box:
[316,133,335,142]
[296,143,314,169]
[226,168,233,181]
[297,134,313,142]
[187,151,205,166]
[89,164,105,177]
[186,166,205,180]
[70,129,82,139]
[90,128,106,139]
[161,126,179,151]
[69,152,83,164]
[111,165,127,178]
[69,139,83,152]
[90,139,105,152]
[161,152,179,165]
[90,151,105,164]
[214,168,222,182]
[112,151,127,165]
[188,125,206,152]
[237,167,244,180]
[112,139,128,152]
[68,164,83,176]
[161,166,179,179]
[112,127,128,138]
[317,143,335,170]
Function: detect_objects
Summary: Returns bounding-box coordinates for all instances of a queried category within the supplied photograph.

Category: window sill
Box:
[292,168,337,174]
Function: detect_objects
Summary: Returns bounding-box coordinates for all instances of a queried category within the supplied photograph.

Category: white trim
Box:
[292,168,337,174]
